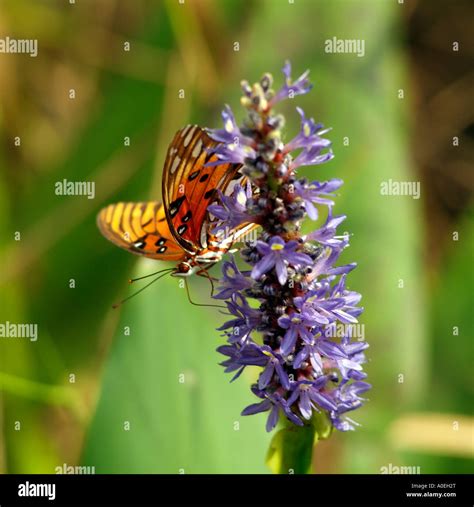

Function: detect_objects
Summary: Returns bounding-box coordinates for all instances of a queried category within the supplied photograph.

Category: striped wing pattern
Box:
[162,125,244,253]
[97,201,185,261]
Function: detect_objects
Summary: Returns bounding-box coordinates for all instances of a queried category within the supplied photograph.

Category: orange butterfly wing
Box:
[97,201,185,261]
[162,125,244,254]
[98,125,257,265]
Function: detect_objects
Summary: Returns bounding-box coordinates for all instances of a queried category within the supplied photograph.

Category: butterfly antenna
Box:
[112,270,173,309]
[129,268,174,283]
[184,278,226,309]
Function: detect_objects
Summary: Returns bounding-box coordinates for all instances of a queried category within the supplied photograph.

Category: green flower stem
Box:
[266,411,333,474]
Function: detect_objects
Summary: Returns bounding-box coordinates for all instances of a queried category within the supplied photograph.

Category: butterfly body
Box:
[97,125,255,277]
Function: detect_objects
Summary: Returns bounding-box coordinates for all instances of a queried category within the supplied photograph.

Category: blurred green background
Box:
[0,0,472,474]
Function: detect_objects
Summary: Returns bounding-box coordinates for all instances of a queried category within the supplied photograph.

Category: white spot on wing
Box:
[192,139,203,158]
[184,125,197,147]
[180,125,191,138]
[170,156,181,174]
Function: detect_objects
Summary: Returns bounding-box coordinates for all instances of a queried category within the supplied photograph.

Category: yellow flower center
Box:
[271,243,284,251]
[225,119,233,133]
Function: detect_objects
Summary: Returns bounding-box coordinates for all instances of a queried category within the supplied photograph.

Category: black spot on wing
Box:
[169,196,185,217]
[188,170,200,181]
[154,237,167,247]
[182,211,192,223]
[199,173,209,183]
[177,225,188,236]
[157,246,167,254]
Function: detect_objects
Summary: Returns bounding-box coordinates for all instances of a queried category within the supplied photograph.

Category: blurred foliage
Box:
[0,0,472,475]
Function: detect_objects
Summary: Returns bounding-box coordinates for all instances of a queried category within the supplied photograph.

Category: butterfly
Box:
[97,124,255,278]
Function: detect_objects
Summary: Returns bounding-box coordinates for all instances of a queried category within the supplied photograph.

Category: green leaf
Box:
[82,260,271,473]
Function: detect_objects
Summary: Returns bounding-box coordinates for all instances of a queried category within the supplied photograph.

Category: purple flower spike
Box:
[212,62,369,433]
[293,178,343,220]
[242,392,303,432]
[287,378,338,419]
[219,293,261,345]
[206,105,256,166]
[251,236,312,285]
[284,107,331,154]
[290,145,334,171]
[329,380,371,431]
[207,105,246,144]
[208,183,254,233]
[277,307,319,355]
[306,211,348,248]
[205,142,256,167]
[213,256,252,300]
[293,342,323,374]
[270,61,312,106]
[217,341,268,381]
[258,346,290,390]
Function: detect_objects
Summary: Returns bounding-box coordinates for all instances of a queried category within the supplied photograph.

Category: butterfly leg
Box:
[183,277,224,309]
[196,263,218,296]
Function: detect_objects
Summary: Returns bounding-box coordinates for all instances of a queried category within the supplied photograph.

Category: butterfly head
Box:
[172,261,200,278]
